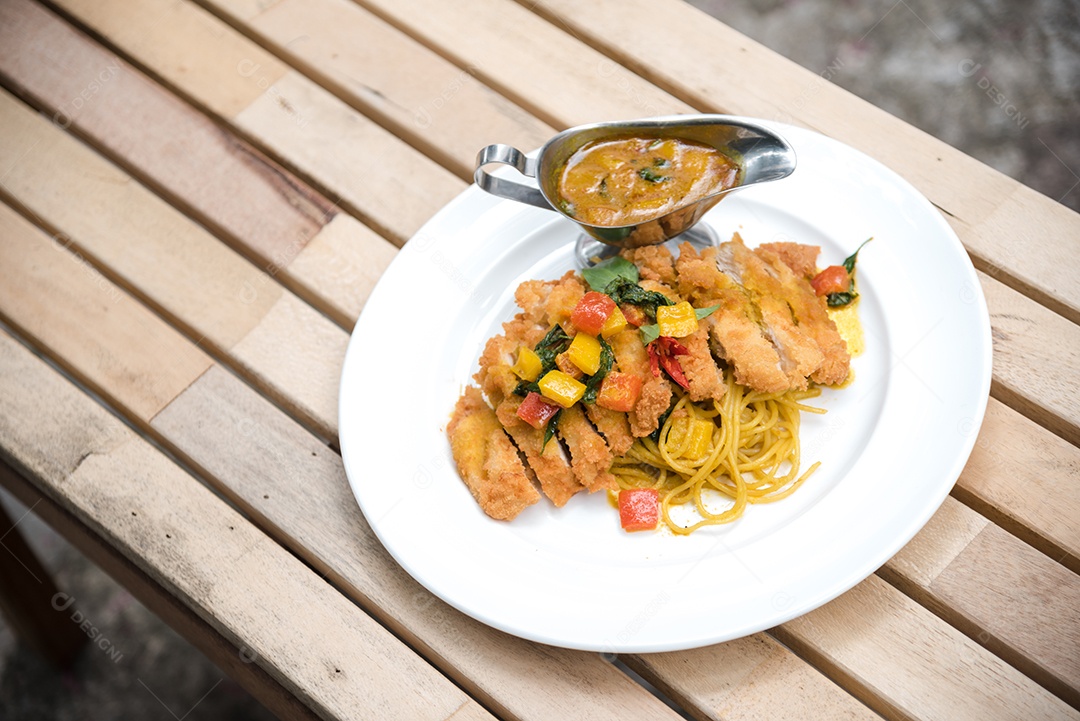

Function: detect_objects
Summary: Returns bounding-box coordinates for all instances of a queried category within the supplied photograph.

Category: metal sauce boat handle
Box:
[474,144,551,210]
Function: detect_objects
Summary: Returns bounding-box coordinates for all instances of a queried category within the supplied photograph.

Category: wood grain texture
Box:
[49,0,466,245]
[0,202,213,423]
[0,88,345,439]
[954,398,1080,573]
[151,364,691,721]
[628,634,879,721]
[772,574,1078,721]
[232,68,465,243]
[0,87,282,351]
[522,0,1080,326]
[47,0,290,119]
[981,270,1080,446]
[201,0,554,178]
[290,212,398,329]
[0,0,388,329]
[0,462,323,721]
[884,497,1080,708]
[0,330,494,721]
[352,0,695,127]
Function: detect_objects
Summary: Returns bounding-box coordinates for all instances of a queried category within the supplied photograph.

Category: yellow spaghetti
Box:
[610,370,825,534]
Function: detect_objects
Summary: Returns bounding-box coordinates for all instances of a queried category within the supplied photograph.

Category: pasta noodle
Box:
[610,369,825,534]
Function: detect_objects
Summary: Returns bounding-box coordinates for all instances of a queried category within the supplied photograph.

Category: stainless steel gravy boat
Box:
[474,114,797,250]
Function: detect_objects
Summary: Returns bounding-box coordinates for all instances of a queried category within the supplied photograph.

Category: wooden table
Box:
[0,0,1077,718]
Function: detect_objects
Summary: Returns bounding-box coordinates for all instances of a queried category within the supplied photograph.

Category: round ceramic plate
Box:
[338,122,992,652]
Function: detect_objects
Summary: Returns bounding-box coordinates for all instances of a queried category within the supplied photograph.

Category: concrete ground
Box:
[687,0,1080,211]
[1,2,1076,719]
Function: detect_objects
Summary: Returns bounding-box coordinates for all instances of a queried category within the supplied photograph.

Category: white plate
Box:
[338,123,992,652]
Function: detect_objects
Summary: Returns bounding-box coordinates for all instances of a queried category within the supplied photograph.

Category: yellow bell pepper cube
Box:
[511,346,543,381]
[656,301,699,338]
[567,332,602,376]
[538,370,586,408]
[667,415,714,459]
[599,305,628,338]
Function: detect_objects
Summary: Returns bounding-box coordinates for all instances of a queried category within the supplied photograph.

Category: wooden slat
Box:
[0,463,322,721]
[954,397,1080,574]
[198,0,554,178]
[981,271,1080,446]
[0,0,395,329]
[46,0,465,245]
[884,497,1080,708]
[0,329,495,721]
[521,0,1080,327]
[770,574,1077,721]
[0,87,343,440]
[625,635,879,721]
[0,205,213,422]
[351,0,694,127]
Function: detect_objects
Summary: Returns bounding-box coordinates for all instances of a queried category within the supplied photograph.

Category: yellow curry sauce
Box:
[554,136,739,226]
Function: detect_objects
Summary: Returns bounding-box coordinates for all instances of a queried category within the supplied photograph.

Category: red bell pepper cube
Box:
[570,291,617,336]
[618,488,660,532]
[516,391,561,430]
[596,371,643,412]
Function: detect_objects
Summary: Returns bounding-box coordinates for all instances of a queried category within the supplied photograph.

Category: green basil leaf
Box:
[542,409,562,450]
[638,167,667,183]
[581,256,639,292]
[694,304,720,321]
[842,237,873,274]
[639,323,660,345]
[604,278,673,320]
[582,337,614,404]
[827,291,858,307]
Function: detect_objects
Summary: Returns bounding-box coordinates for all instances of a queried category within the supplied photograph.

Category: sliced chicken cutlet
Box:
[586,403,635,455]
[757,241,820,280]
[474,319,584,507]
[675,243,790,394]
[623,247,725,403]
[621,245,678,286]
[678,326,726,402]
[610,328,673,437]
[753,243,851,385]
[448,387,540,520]
[557,405,618,492]
[496,397,583,507]
[716,237,825,390]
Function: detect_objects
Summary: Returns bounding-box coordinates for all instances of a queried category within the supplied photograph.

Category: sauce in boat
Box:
[554,136,740,226]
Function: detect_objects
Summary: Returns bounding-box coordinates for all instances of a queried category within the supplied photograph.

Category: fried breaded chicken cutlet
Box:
[448,387,539,520]
[448,234,858,522]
